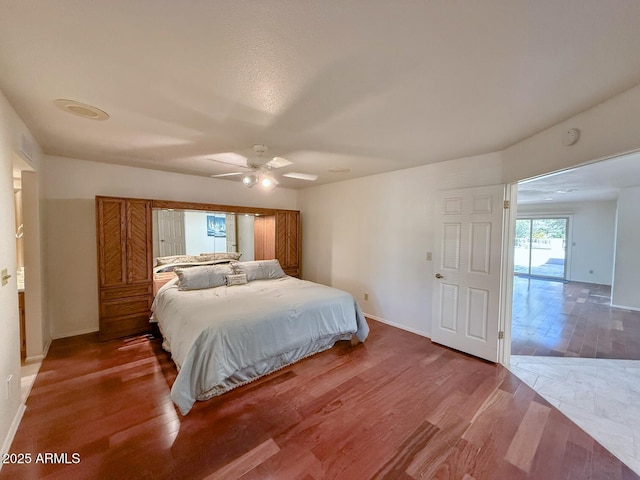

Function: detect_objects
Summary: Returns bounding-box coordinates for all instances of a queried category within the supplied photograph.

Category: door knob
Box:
[435,273,444,279]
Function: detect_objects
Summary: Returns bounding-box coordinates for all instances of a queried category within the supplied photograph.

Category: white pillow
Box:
[199,252,242,261]
[232,260,286,281]
[176,264,233,290]
[156,254,196,266]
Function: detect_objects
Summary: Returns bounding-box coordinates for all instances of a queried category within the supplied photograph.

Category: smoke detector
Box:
[561,128,580,146]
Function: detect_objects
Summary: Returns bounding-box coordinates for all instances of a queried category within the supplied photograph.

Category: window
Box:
[514,218,568,279]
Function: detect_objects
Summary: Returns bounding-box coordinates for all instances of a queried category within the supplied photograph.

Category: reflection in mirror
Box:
[152,209,255,263]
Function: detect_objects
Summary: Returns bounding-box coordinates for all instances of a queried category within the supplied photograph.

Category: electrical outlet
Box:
[364,293,369,301]
[426,252,432,261]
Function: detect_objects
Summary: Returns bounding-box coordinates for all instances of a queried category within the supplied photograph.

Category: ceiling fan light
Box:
[260,174,278,191]
[242,174,258,188]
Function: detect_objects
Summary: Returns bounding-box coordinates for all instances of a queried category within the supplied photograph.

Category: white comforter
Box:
[151,276,369,414]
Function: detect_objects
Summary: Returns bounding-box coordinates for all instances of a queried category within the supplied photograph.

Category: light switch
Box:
[426,252,433,261]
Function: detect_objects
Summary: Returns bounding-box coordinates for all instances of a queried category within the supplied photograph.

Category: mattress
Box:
[151,276,369,414]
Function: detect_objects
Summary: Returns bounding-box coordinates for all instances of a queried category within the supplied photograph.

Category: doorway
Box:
[508,153,640,474]
[514,217,568,280]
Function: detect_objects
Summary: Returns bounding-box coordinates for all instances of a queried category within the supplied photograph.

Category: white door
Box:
[225,213,237,252]
[158,209,185,256]
[431,184,506,362]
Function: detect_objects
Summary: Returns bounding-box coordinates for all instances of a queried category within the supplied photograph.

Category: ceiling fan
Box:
[210,144,318,190]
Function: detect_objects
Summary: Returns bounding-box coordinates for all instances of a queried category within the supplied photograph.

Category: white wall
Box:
[517,200,617,285]
[0,88,21,462]
[612,186,640,309]
[298,83,640,339]
[42,155,298,339]
[298,152,503,337]
[0,91,43,460]
[184,211,227,254]
[502,84,640,184]
[21,171,48,360]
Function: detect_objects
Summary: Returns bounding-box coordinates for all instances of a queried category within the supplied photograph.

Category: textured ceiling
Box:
[518,151,640,204]
[1,1,640,188]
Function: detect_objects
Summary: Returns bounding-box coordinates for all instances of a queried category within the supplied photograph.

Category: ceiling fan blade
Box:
[266,156,292,169]
[282,172,318,181]
[208,152,249,168]
[211,172,244,178]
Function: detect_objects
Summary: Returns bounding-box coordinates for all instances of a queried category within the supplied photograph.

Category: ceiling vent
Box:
[53,99,109,120]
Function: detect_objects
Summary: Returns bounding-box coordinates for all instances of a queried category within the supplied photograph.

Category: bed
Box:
[151,259,369,415]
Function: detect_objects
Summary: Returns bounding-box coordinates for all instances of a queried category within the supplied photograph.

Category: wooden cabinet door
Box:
[276,211,300,276]
[126,199,153,284]
[19,292,26,361]
[97,197,152,286]
[97,197,127,288]
[254,215,276,260]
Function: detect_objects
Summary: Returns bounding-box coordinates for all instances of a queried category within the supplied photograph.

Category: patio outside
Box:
[514,218,567,279]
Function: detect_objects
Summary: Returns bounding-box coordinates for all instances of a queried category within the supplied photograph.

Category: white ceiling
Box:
[518,151,640,204]
[1,1,640,188]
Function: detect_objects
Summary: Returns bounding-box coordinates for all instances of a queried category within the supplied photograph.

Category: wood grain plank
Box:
[2,320,638,480]
[505,401,551,472]
[201,438,280,480]
[511,277,640,359]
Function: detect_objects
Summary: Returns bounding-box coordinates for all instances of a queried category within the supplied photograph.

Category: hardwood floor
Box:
[511,276,640,359]
[2,320,637,480]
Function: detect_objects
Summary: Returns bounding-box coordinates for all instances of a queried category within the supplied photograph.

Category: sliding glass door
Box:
[514,218,568,279]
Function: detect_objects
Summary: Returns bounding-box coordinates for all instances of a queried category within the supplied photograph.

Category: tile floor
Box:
[509,355,640,475]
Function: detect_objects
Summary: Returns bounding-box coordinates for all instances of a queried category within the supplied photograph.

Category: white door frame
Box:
[498,183,517,367]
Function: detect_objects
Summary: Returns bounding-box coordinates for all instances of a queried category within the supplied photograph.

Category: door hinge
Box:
[498,331,504,340]
[503,200,510,209]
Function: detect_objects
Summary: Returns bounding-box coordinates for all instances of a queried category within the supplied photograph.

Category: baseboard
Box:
[50,327,99,340]
[24,337,52,364]
[42,338,51,358]
[611,303,640,313]
[0,403,26,469]
[363,313,430,339]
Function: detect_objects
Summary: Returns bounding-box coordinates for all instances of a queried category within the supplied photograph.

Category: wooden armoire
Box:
[96,197,153,341]
[96,196,301,340]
